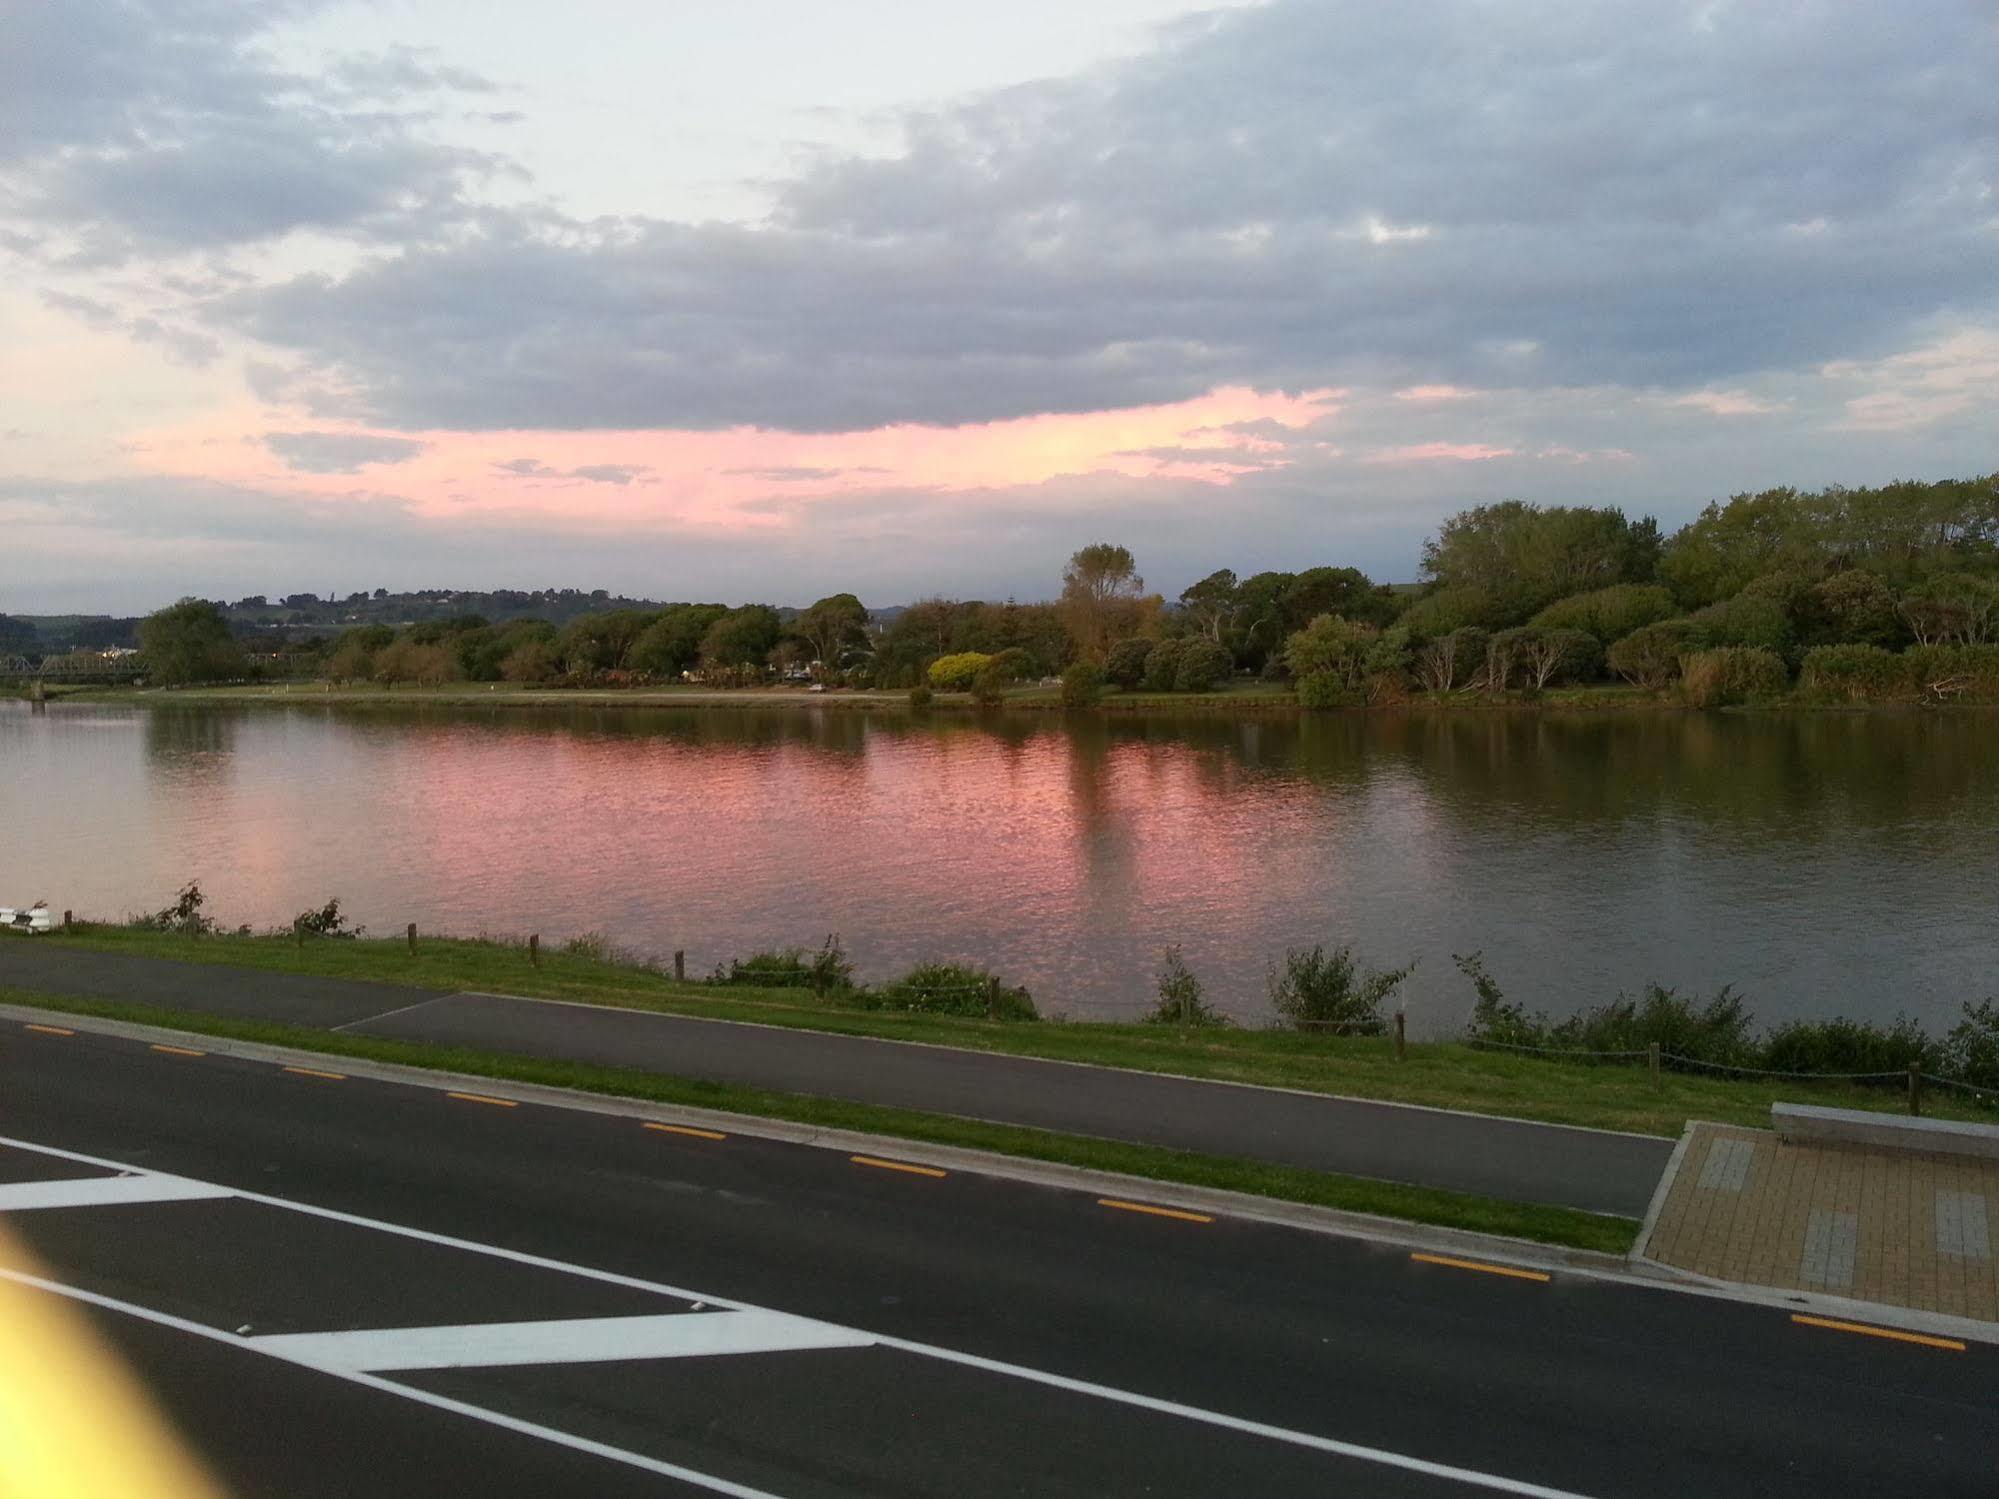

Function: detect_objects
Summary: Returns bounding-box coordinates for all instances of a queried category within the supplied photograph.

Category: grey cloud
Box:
[194,0,1996,434]
[3,1,492,258]
[41,289,120,328]
[264,431,429,473]
[495,459,651,484]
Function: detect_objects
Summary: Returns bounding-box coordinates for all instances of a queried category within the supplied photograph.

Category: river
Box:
[2,699,1993,1035]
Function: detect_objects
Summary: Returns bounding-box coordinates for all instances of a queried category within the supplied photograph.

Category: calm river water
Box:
[3,699,1994,1033]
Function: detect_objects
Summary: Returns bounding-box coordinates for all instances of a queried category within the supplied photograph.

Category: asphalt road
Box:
[0,944,1674,1214]
[1,1020,1993,1498]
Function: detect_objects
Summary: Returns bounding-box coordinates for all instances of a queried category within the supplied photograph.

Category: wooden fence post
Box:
[528,933,540,968]
[1908,1065,1922,1117]
[1395,1011,1407,1062]
[62,910,72,931]
[986,976,1000,1021]
[674,949,686,982]
[406,922,417,955]
[1648,1042,1661,1089]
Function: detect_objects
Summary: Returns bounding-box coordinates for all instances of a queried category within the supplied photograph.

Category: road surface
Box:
[0,1018,1991,1497]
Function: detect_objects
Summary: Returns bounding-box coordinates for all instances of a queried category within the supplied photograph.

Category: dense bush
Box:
[1797,644,1909,704]
[1678,647,1788,707]
[1399,586,1498,638]
[1059,659,1105,707]
[1267,944,1413,1035]
[907,684,934,708]
[1145,946,1231,1027]
[1487,626,1600,692]
[1140,639,1186,691]
[1812,570,1903,648]
[1903,643,1999,703]
[1685,593,1793,658]
[1459,960,1999,1095]
[1174,639,1234,692]
[1941,1000,1999,1092]
[1104,637,1154,688]
[867,962,1038,1021]
[927,652,994,691]
[1529,583,1678,644]
[1414,626,1489,693]
[1606,619,1695,689]
[1760,1015,1932,1075]
[1296,669,1355,709]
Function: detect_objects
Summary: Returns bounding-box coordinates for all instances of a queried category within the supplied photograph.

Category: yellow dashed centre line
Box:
[282,1066,346,1082]
[1791,1314,1965,1351]
[850,1154,947,1179]
[446,1091,518,1109]
[1409,1252,1552,1283]
[644,1122,728,1141]
[1097,1198,1214,1224]
[23,1023,74,1037]
[150,1044,205,1058]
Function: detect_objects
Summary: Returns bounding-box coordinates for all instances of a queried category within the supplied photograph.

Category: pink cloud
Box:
[1391,385,1478,402]
[120,386,1344,531]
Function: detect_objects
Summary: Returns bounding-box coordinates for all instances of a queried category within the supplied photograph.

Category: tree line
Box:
[123,470,1997,703]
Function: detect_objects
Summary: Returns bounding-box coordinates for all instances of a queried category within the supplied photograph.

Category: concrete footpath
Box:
[0,943,1673,1216]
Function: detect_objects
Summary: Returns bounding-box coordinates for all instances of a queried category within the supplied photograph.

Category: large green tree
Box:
[1422,502,1659,624]
[137,599,244,685]
[793,593,870,675]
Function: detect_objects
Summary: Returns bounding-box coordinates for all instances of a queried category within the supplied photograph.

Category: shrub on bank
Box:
[1059,659,1105,707]
[1904,643,1999,703]
[1145,946,1231,1027]
[711,936,855,993]
[1759,1015,1932,1075]
[927,652,994,691]
[907,684,934,708]
[1174,639,1234,692]
[865,962,1038,1021]
[1679,647,1788,707]
[1104,637,1154,689]
[1267,944,1412,1035]
[1606,619,1696,689]
[1140,639,1186,692]
[1296,669,1355,709]
[1798,644,1910,704]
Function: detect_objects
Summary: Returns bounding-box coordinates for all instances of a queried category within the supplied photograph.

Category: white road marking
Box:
[0,1173,235,1211]
[250,1310,873,1372]
[0,1265,790,1499]
[0,1131,1601,1499]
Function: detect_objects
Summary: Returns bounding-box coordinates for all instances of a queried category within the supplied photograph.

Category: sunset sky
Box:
[4,0,1994,613]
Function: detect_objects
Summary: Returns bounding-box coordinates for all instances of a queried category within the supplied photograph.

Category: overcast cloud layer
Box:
[2,0,1993,611]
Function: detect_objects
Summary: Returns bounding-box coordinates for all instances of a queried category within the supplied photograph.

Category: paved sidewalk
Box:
[1640,1123,1998,1323]
[0,943,1674,1216]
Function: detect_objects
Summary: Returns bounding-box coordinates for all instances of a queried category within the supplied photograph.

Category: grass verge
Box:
[0,987,1638,1256]
[35,925,1987,1136]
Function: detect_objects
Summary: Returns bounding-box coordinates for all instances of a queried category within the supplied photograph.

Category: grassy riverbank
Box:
[33,925,1984,1136]
[52,677,1664,714]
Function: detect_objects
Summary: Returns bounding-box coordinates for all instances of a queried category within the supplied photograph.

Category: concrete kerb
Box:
[0,999,1632,1275]
[1631,1121,1699,1261]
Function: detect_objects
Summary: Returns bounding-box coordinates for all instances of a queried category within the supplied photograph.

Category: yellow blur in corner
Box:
[0,1225,227,1499]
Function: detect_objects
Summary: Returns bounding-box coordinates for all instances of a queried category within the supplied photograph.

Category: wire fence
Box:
[1466,1034,1995,1100]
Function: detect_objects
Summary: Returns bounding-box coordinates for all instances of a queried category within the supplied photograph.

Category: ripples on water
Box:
[3,700,1994,1033]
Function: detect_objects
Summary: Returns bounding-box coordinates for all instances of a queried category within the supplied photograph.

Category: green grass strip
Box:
[39,926,1985,1136]
[0,988,1638,1257]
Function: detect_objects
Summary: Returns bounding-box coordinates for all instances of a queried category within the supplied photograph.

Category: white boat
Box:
[0,903,54,935]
